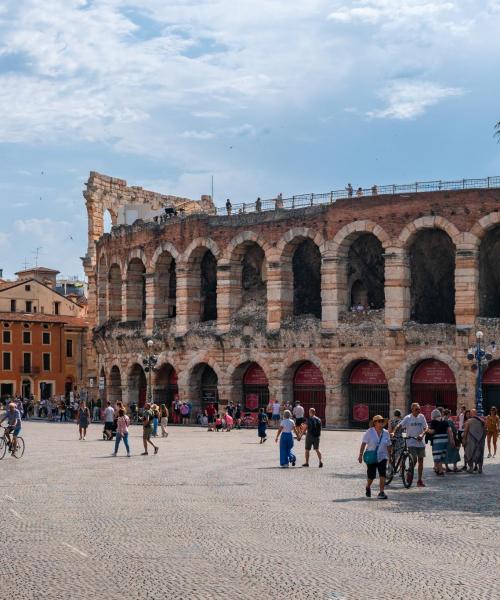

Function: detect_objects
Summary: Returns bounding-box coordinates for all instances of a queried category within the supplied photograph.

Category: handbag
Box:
[363,431,384,465]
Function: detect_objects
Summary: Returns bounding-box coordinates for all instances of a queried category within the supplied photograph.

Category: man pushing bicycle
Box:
[1,402,22,455]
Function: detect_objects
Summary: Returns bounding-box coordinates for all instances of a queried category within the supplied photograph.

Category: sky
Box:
[0,0,500,279]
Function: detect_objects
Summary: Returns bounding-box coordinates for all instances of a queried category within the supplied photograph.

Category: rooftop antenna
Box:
[32,247,42,274]
[211,175,214,202]
[23,257,29,270]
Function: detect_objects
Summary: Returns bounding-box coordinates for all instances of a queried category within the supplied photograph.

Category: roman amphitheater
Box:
[83,172,500,427]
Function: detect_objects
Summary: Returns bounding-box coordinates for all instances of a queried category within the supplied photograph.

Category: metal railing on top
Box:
[221,175,500,216]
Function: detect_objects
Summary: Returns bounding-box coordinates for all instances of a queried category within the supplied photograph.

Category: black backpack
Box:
[309,417,321,437]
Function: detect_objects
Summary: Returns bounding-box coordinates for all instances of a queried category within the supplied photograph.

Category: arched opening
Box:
[293,362,326,424]
[348,360,389,428]
[128,363,147,409]
[155,252,176,320]
[410,359,457,418]
[239,243,267,316]
[409,229,455,324]
[190,363,219,414]
[479,227,500,317]
[108,365,122,405]
[200,250,217,322]
[347,233,384,310]
[65,376,74,401]
[241,363,269,422]
[482,360,500,415]
[97,256,107,325]
[292,239,321,318]
[108,264,122,321]
[126,258,146,322]
[103,210,113,233]
[153,363,178,421]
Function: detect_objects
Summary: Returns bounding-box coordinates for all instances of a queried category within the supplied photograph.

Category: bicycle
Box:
[385,432,415,488]
[0,425,25,459]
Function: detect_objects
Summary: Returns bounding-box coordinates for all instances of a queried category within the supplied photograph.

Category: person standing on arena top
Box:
[393,403,428,487]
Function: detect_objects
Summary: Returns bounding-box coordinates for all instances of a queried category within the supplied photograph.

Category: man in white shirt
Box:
[104,401,115,440]
[292,401,305,428]
[393,403,428,487]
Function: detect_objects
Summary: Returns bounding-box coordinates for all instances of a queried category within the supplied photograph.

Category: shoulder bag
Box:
[363,431,384,465]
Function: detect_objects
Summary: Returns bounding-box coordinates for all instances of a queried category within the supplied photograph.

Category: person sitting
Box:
[215,414,223,432]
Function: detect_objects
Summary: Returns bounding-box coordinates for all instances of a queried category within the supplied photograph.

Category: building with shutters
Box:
[0,271,88,403]
[84,172,500,427]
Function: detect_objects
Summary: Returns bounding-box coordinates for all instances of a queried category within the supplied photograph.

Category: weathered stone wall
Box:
[86,181,500,425]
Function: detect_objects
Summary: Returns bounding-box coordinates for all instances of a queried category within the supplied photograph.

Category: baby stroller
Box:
[103,420,117,440]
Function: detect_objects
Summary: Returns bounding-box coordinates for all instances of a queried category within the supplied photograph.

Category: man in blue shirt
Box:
[1,402,22,454]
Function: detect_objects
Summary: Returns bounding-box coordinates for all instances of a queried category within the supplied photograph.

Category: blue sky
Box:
[1,0,500,279]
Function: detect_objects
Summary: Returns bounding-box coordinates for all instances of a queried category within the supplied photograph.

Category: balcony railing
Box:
[224,175,500,215]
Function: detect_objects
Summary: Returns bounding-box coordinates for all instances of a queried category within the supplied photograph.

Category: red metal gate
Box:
[410,359,457,418]
[293,362,326,424]
[348,361,389,429]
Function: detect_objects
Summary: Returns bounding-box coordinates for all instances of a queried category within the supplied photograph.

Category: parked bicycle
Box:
[0,425,25,459]
[386,432,415,488]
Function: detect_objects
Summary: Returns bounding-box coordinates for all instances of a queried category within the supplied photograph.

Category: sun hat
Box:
[371,415,386,425]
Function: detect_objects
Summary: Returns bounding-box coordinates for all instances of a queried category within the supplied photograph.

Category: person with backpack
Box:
[302,407,323,467]
[141,402,159,456]
[257,408,268,443]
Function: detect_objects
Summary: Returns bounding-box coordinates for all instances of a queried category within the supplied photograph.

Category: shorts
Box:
[367,459,387,480]
[295,417,305,427]
[8,426,21,437]
[409,447,426,460]
[104,421,113,431]
[143,427,152,440]
[305,434,320,450]
[207,415,215,424]
[272,414,280,421]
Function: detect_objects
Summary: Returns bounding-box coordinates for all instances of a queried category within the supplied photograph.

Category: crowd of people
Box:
[1,394,498,497]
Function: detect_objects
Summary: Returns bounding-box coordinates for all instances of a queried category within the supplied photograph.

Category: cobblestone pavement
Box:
[1,421,499,600]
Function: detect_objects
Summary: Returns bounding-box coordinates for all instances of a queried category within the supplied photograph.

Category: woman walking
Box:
[442,409,460,471]
[463,409,486,473]
[151,404,160,437]
[358,415,391,499]
[77,401,90,441]
[257,408,268,443]
[112,408,131,457]
[486,406,499,457]
[428,409,455,476]
[275,409,297,467]
[160,403,169,437]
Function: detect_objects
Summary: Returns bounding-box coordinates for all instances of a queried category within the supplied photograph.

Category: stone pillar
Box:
[455,245,479,328]
[216,262,232,333]
[267,261,291,331]
[144,272,155,335]
[327,257,348,327]
[175,264,199,335]
[328,384,348,427]
[121,280,129,321]
[384,247,410,328]
[321,255,337,330]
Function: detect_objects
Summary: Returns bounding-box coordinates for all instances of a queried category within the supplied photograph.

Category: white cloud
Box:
[328,1,457,26]
[367,80,464,120]
[180,130,215,140]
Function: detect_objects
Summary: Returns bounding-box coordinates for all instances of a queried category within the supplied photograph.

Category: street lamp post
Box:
[466,331,496,417]
[143,339,158,405]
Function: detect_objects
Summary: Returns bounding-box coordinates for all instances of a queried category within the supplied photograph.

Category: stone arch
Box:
[470,211,500,242]
[228,360,270,414]
[108,263,122,321]
[151,242,180,267]
[184,362,222,414]
[397,216,460,249]
[223,234,270,323]
[127,362,147,408]
[276,227,326,260]
[331,220,391,256]
[409,228,455,324]
[478,224,500,317]
[153,249,177,320]
[125,257,146,322]
[180,353,226,389]
[153,361,178,407]
[182,237,220,263]
[124,248,148,276]
[108,364,122,405]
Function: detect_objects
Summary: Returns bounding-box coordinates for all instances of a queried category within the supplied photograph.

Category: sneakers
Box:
[127,453,131,457]
[417,480,426,487]
[302,463,309,467]
[111,453,117,457]
[141,452,148,456]
[365,486,371,498]
[291,458,296,466]
[378,492,388,500]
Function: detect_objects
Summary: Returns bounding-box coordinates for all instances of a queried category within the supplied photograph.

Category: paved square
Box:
[1,421,499,600]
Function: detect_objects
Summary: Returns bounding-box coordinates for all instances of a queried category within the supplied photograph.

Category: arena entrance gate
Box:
[200,365,219,413]
[348,361,389,429]
[410,359,457,420]
[293,362,326,425]
[483,361,500,415]
[242,363,269,425]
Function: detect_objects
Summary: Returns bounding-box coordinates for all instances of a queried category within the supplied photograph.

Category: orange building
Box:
[0,272,88,403]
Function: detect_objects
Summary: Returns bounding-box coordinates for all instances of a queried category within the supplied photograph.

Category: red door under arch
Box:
[293,362,326,424]
[348,360,389,428]
[243,363,269,414]
[411,359,457,418]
